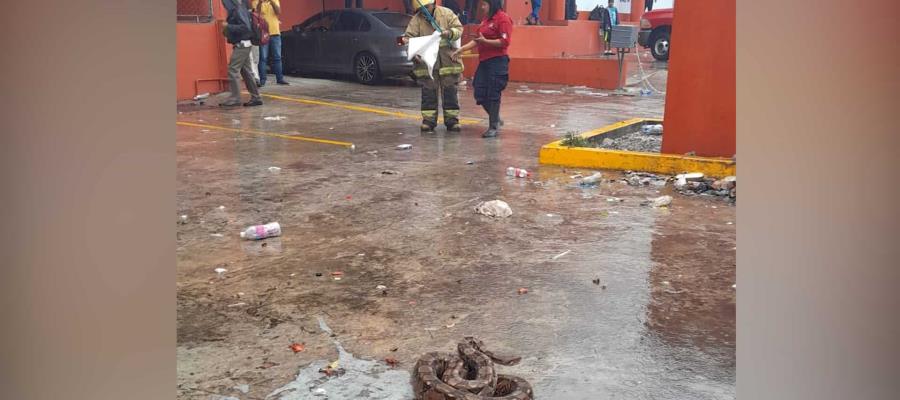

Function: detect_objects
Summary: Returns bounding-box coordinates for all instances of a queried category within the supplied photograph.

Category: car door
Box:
[324,11,367,74]
[292,11,338,72]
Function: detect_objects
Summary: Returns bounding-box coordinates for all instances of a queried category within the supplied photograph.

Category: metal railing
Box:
[177,0,214,23]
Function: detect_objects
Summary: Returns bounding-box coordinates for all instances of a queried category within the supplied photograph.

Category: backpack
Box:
[589,6,603,21]
[250,3,270,46]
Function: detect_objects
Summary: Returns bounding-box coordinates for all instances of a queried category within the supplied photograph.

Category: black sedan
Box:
[281,9,413,84]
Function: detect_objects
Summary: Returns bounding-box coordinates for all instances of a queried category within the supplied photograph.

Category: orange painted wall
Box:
[462,56,627,89]
[660,0,735,157]
[463,20,603,58]
[177,23,230,99]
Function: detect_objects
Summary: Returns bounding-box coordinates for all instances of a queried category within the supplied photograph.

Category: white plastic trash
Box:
[240,222,282,240]
[475,200,513,218]
[580,172,603,185]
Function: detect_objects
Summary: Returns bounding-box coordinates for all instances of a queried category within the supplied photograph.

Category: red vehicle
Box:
[638,8,673,61]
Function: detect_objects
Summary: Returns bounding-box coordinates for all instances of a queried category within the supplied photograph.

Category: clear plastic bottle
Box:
[240,222,281,240]
[506,167,530,178]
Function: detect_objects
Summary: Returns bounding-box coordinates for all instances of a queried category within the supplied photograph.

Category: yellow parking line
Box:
[177,121,354,149]
[259,93,480,125]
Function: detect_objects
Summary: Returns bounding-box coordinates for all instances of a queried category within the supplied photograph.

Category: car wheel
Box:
[650,29,670,61]
[354,52,381,84]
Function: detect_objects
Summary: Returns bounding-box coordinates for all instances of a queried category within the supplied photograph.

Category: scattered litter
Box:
[179,214,188,222]
[474,200,513,218]
[569,173,583,179]
[726,221,734,225]
[662,281,671,285]
[506,167,530,178]
[329,127,335,130]
[218,205,226,210]
[466,161,474,165]
[237,292,244,296]
[234,384,250,394]
[315,272,323,277]
[227,302,246,307]
[240,222,282,240]
[290,273,296,277]
[574,90,609,97]
[231,119,241,125]
[380,170,399,175]
[193,93,210,101]
[366,150,379,156]
[397,132,404,135]
[537,89,563,94]
[263,115,287,121]
[550,124,556,128]
[313,388,327,395]
[546,213,555,217]
[214,268,228,274]
[201,129,210,133]
[396,144,413,150]
[552,250,571,260]
[346,195,352,200]
[592,278,601,285]
[290,343,306,353]
[445,322,457,328]
[376,285,387,290]
[579,172,603,185]
[210,233,224,237]
[384,357,399,367]
[646,195,672,208]
[606,197,623,202]
[732,284,737,289]
[268,166,282,172]
[677,172,705,181]
[640,124,664,135]
[357,253,365,257]
[517,288,529,295]
[516,89,535,94]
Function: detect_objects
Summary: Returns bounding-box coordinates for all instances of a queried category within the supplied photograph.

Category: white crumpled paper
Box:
[474,200,513,218]
[406,31,442,80]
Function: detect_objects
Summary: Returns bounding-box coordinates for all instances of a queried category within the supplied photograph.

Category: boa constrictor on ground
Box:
[413,337,533,400]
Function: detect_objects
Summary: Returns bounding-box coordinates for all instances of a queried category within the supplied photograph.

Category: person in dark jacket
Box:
[221,0,262,107]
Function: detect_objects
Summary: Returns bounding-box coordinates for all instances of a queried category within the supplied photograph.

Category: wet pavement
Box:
[176,61,734,400]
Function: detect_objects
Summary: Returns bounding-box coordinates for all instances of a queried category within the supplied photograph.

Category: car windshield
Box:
[373,13,411,28]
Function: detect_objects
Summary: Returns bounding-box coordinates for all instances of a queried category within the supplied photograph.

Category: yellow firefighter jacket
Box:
[403,6,464,79]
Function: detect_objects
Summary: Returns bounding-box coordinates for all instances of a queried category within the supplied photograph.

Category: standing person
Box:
[402,0,464,133]
[252,0,289,86]
[645,0,654,12]
[221,0,262,107]
[607,0,619,26]
[527,0,541,25]
[452,0,511,138]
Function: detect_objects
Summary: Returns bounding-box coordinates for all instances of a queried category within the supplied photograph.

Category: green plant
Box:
[561,132,590,148]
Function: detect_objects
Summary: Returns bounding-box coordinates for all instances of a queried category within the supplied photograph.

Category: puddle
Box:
[267,317,413,399]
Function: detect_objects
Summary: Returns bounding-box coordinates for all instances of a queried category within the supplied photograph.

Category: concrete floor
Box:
[176,61,735,399]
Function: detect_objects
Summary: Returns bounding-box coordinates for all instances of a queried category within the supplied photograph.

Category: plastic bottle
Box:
[506,167,530,178]
[240,222,281,240]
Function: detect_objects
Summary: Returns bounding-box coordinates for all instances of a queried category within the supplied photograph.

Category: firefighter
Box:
[402,0,464,132]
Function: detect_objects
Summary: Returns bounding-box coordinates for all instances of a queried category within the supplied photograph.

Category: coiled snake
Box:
[413,337,534,400]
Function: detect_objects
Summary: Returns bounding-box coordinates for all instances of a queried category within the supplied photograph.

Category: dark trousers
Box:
[421,84,460,127]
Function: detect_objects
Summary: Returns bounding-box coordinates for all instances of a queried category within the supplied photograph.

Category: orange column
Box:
[630,0,645,22]
[548,0,565,21]
[660,0,735,157]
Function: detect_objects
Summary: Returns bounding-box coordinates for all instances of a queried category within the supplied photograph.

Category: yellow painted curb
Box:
[258,93,480,125]
[177,121,355,149]
[539,118,736,177]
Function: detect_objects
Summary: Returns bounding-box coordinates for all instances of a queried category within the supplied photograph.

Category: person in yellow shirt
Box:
[252,0,289,86]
